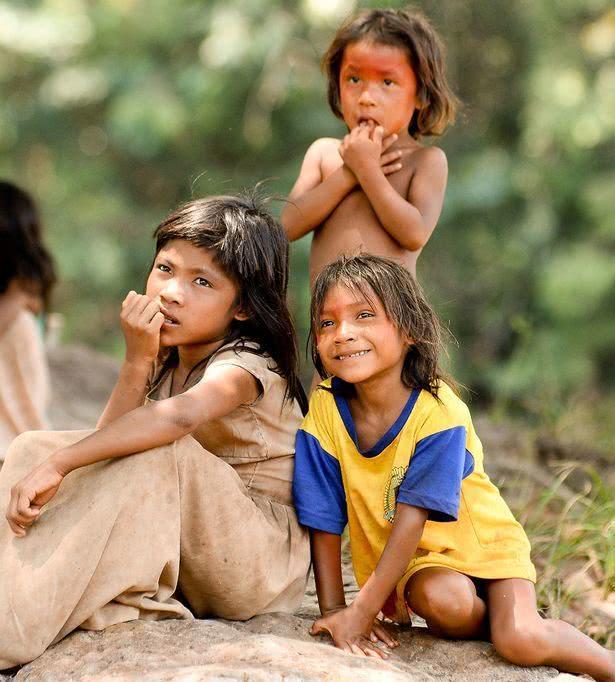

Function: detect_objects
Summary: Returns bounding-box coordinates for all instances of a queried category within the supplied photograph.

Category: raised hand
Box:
[339,124,402,178]
[310,603,398,659]
[120,291,164,365]
[6,459,65,537]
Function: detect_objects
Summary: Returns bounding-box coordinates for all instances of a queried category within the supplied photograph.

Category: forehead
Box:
[157,240,224,275]
[340,39,413,75]
[320,281,381,313]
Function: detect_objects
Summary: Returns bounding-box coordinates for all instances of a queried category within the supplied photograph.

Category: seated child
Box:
[0,193,310,670]
[0,181,56,463]
[293,254,615,681]
[281,8,458,285]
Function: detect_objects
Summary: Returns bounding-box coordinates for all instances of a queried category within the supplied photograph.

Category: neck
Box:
[351,369,411,416]
[391,128,418,150]
[175,336,230,374]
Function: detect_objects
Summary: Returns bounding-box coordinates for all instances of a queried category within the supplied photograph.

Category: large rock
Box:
[9,615,565,681]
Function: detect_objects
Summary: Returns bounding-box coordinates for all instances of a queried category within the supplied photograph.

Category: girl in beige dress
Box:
[0,181,56,463]
[0,194,310,669]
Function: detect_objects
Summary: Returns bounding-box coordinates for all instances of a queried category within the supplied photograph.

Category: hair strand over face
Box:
[322,7,459,138]
[153,191,308,414]
[310,254,456,399]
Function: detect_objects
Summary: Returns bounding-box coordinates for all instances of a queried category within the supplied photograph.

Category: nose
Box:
[160,277,184,305]
[334,320,356,343]
[358,85,376,106]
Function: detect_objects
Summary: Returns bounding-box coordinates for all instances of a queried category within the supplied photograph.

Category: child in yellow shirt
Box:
[293,254,615,681]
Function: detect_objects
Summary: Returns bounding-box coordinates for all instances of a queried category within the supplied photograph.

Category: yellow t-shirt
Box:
[293,378,535,623]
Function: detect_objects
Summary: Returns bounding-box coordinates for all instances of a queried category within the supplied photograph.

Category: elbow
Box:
[400,234,429,252]
[280,210,301,242]
[160,398,202,437]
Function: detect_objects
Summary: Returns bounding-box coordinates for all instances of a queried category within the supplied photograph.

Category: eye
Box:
[348,75,360,84]
[319,319,334,329]
[357,311,374,319]
[156,263,171,273]
[383,78,394,86]
[194,277,211,288]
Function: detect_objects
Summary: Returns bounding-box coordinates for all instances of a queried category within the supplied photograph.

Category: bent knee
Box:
[492,619,553,666]
[410,574,477,629]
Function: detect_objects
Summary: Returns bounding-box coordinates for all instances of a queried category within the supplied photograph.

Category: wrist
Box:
[353,159,383,185]
[338,164,357,191]
[320,602,347,616]
[351,589,382,621]
[48,448,74,477]
[123,355,155,375]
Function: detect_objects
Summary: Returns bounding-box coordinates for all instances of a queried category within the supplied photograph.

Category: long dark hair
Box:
[322,7,459,139]
[152,192,308,414]
[0,181,56,310]
[310,254,456,399]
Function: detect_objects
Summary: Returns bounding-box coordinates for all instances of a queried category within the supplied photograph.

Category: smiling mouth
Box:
[335,350,370,360]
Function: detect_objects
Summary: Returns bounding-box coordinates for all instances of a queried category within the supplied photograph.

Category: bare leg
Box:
[487,578,615,681]
[404,567,488,639]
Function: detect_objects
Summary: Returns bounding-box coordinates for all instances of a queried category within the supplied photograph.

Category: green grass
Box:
[518,463,615,647]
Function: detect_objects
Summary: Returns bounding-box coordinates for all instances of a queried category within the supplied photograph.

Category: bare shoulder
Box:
[306,137,341,160]
[408,144,448,171]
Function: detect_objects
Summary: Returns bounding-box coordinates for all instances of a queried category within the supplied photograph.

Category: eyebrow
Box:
[319,300,375,317]
[156,256,217,278]
[341,62,403,77]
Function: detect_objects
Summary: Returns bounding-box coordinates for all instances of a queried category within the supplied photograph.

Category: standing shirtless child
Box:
[281,8,458,284]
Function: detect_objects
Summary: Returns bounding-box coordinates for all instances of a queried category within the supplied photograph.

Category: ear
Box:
[233,306,250,322]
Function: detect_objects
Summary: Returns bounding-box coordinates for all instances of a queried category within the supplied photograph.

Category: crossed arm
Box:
[310,503,429,657]
[281,127,448,252]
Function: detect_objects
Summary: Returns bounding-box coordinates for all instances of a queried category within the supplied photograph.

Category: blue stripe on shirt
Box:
[292,429,347,534]
[397,426,473,522]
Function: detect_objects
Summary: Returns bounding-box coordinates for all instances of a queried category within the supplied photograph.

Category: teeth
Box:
[337,350,369,360]
[164,317,176,324]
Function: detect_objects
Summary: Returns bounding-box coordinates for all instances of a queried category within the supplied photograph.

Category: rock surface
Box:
[0,346,581,680]
[9,615,565,682]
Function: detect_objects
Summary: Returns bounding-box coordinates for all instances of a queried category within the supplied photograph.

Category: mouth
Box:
[160,307,180,326]
[334,349,371,361]
[357,117,379,128]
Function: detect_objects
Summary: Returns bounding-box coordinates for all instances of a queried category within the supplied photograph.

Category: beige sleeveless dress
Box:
[0,343,309,670]
[0,309,49,464]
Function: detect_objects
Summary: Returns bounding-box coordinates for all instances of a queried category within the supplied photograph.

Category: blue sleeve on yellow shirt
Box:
[397,426,474,522]
[292,429,347,534]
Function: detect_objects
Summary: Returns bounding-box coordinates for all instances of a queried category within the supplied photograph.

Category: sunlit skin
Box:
[311,284,615,679]
[5,240,259,538]
[281,38,449,284]
[145,240,247,384]
[339,40,419,139]
[316,283,413,449]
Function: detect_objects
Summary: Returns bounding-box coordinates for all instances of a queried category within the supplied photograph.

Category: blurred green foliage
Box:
[1,0,614,423]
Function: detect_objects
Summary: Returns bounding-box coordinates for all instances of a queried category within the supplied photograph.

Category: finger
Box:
[16,490,36,523]
[382,162,403,175]
[310,620,326,636]
[7,518,26,537]
[141,300,162,324]
[373,125,384,147]
[148,311,164,331]
[380,150,402,166]
[381,133,398,151]
[349,642,367,657]
[361,642,385,659]
[372,622,398,647]
[121,290,138,308]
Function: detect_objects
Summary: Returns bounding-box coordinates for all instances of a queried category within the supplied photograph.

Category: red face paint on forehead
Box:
[338,39,419,137]
[340,40,415,83]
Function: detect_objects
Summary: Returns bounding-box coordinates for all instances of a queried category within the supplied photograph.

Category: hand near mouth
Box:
[339,125,402,180]
[120,291,164,365]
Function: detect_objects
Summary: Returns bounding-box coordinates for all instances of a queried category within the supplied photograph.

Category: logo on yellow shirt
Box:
[383,465,408,523]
